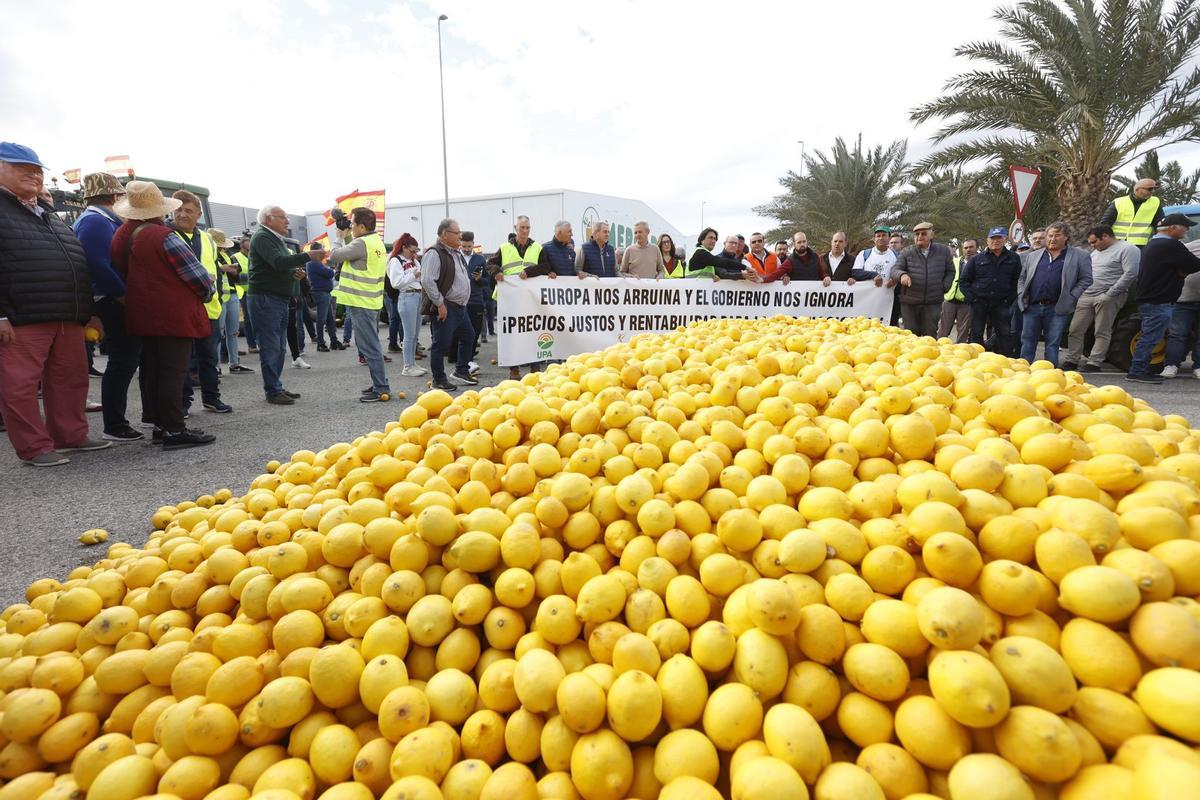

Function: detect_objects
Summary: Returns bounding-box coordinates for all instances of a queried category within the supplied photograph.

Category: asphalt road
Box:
[1,328,1198,607]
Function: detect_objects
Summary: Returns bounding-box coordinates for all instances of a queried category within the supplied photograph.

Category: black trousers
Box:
[141,336,193,434]
[970,300,1013,354]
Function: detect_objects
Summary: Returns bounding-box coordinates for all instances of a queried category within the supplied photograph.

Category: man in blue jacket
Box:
[73,173,144,443]
[1016,221,1093,367]
[576,221,617,277]
[960,226,1022,355]
[306,243,338,351]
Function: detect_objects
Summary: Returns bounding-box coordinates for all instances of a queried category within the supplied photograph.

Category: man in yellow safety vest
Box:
[209,228,253,374]
[330,207,391,403]
[1101,178,1163,247]
[486,215,552,380]
[938,237,978,341]
[171,190,232,415]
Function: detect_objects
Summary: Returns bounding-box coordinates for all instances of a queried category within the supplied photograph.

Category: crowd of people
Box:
[3,139,1200,467]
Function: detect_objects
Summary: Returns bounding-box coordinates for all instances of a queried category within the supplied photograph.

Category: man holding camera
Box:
[330,208,392,403]
[248,205,318,405]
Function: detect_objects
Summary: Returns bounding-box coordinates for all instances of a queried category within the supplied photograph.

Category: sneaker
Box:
[317,344,330,352]
[1079,363,1101,373]
[88,366,104,379]
[360,390,389,403]
[362,386,376,394]
[383,355,393,363]
[151,428,164,444]
[358,355,366,366]
[1125,373,1163,384]
[238,349,248,356]
[229,364,254,374]
[401,365,427,377]
[388,344,402,353]
[203,401,233,414]
[61,438,112,453]
[1059,362,1078,372]
[1161,365,1179,378]
[103,426,145,443]
[468,361,480,374]
[1193,368,1200,379]
[85,401,102,413]
[283,390,301,399]
[248,347,260,354]
[162,428,216,450]
[452,371,479,386]
[267,393,295,405]
[509,367,521,380]
[292,357,311,369]
[139,419,156,429]
[480,334,488,343]
[24,450,70,467]
[431,378,457,391]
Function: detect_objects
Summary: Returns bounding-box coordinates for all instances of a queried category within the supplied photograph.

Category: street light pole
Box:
[700,200,707,230]
[437,14,450,219]
[797,139,806,178]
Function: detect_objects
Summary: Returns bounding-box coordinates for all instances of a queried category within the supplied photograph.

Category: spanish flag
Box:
[63,168,81,185]
[324,189,387,235]
[304,232,330,255]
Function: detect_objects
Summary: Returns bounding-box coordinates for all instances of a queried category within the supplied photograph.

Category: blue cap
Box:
[988,226,1008,238]
[0,142,46,169]
[1017,241,1031,251]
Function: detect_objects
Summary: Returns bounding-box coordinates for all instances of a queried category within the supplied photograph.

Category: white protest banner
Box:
[496,277,894,365]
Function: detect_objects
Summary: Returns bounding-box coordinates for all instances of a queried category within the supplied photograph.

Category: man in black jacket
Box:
[1126,213,1200,383]
[0,142,110,466]
[890,221,956,337]
[960,227,1021,354]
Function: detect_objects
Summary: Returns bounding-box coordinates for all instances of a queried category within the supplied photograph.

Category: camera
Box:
[330,207,352,231]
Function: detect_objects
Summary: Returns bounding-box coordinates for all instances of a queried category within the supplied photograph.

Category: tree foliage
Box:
[754,136,907,251]
[1111,150,1200,205]
[910,0,1200,236]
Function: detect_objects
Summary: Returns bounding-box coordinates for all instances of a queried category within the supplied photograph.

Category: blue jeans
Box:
[341,305,353,344]
[240,296,256,349]
[349,306,390,394]
[399,292,422,367]
[430,302,474,380]
[1020,304,1068,366]
[219,294,241,366]
[249,293,289,397]
[95,297,142,432]
[485,296,497,335]
[1130,302,1174,375]
[1165,301,1200,368]
[384,294,401,348]
[312,291,337,347]
[197,318,223,405]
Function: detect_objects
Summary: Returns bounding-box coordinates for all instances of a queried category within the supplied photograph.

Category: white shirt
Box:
[853,247,897,277]
[387,256,421,292]
[827,251,846,272]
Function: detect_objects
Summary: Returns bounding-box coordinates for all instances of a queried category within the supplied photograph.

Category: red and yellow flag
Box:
[304,232,330,254]
[324,189,386,235]
[63,168,81,184]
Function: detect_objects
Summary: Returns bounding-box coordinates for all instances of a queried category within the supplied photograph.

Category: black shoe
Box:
[151,427,164,444]
[388,344,402,353]
[88,366,104,378]
[1125,373,1163,384]
[317,344,330,352]
[267,393,295,405]
[362,386,375,394]
[1079,363,1101,373]
[431,378,457,391]
[203,401,233,414]
[103,426,145,443]
[1060,362,1078,371]
[452,371,479,385]
[383,355,393,363]
[162,428,216,450]
[360,390,389,403]
[229,364,254,374]
[358,355,367,365]
[283,390,301,399]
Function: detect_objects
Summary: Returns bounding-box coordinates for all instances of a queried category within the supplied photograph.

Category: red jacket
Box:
[111,221,211,339]
[745,250,789,282]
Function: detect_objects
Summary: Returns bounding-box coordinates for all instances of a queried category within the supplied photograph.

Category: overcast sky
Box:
[4,0,1197,244]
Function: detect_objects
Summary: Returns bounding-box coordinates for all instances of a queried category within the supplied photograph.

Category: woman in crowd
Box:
[660,233,686,278]
[386,233,427,377]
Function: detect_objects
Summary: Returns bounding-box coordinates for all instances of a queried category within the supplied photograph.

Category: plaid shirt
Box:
[163,231,215,302]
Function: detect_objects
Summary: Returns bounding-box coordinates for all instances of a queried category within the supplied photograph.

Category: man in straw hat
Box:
[110,181,216,450]
[208,228,253,375]
[0,142,111,466]
[73,172,148,444]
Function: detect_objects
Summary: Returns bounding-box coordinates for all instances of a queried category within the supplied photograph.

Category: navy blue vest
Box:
[542,238,577,276]
[581,240,616,278]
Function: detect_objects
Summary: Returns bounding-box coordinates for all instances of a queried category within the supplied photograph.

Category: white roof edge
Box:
[303,188,661,217]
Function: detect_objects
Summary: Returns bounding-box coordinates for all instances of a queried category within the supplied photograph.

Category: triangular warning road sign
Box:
[1010,166,1042,219]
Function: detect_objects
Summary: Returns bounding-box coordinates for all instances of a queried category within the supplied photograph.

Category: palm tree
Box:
[895,166,1061,241]
[1112,150,1200,205]
[755,136,908,251]
[911,0,1200,237]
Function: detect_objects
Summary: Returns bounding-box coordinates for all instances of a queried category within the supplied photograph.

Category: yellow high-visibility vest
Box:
[1113,195,1161,246]
[665,259,686,278]
[493,241,543,299]
[177,229,224,320]
[687,246,715,277]
[332,233,387,310]
[232,252,248,299]
[945,256,964,302]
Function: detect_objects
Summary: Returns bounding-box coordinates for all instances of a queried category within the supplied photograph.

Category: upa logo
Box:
[536,333,554,358]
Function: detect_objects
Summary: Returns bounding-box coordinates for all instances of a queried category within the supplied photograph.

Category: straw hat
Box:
[208,228,236,248]
[113,181,181,220]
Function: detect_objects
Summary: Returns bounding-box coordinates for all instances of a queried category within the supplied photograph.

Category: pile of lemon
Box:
[2,316,1199,800]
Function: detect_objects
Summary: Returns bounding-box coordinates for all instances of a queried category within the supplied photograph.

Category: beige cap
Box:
[912,221,934,232]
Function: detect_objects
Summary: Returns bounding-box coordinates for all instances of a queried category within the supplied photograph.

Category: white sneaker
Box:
[1161,365,1178,378]
[1193,367,1200,379]
[292,357,311,369]
[401,365,427,377]
[468,361,480,374]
